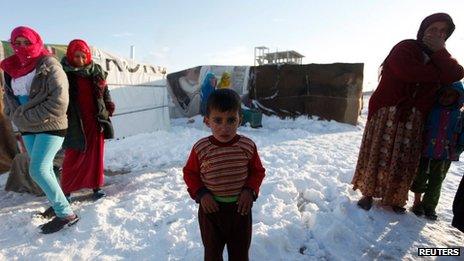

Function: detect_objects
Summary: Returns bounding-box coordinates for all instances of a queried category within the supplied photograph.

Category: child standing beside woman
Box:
[352,13,464,213]
[410,82,464,220]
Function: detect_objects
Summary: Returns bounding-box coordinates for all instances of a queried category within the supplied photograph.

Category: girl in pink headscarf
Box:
[59,39,114,201]
[1,26,78,234]
[1,26,50,78]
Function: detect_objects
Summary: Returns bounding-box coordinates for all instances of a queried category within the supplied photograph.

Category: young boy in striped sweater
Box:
[183,89,266,261]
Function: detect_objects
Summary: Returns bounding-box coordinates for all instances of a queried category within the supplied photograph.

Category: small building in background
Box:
[254,46,304,65]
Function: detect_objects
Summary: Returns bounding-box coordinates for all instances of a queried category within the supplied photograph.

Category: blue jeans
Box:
[22,134,73,218]
[18,95,73,218]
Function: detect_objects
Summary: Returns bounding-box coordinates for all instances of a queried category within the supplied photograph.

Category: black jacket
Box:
[62,73,114,151]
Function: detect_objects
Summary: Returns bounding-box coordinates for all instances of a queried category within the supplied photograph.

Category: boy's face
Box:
[204,109,240,143]
[438,88,460,107]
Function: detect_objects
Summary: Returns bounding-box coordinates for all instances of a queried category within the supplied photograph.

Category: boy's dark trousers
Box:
[198,201,252,261]
[452,175,464,232]
[410,158,451,212]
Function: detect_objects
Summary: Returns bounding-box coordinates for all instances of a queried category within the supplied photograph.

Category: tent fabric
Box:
[5,151,64,195]
[0,70,18,174]
[166,66,250,118]
[1,40,170,139]
[1,40,169,180]
[89,46,169,138]
[249,63,363,125]
[5,153,43,195]
[0,116,17,174]
[167,64,363,125]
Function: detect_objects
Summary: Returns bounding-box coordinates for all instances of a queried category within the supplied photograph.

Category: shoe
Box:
[424,209,438,221]
[36,194,72,219]
[357,196,373,210]
[392,206,406,214]
[40,214,79,234]
[92,189,106,201]
[411,204,424,216]
[39,207,56,219]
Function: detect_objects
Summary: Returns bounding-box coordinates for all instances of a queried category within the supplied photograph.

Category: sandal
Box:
[392,206,406,214]
[357,196,373,211]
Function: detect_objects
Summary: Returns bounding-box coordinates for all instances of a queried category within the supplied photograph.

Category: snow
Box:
[0,95,463,260]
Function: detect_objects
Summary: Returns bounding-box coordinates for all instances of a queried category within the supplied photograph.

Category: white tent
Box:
[1,41,171,138]
[91,47,170,138]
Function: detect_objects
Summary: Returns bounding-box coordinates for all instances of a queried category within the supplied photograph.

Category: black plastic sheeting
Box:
[249,63,363,125]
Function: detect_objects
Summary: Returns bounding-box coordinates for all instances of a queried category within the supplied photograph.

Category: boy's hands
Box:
[237,189,254,215]
[200,189,255,215]
[200,193,219,213]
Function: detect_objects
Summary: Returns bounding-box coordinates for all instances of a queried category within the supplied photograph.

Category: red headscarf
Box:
[0,26,50,78]
[66,39,92,67]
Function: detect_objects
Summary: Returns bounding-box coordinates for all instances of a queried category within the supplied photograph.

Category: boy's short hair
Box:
[206,89,241,116]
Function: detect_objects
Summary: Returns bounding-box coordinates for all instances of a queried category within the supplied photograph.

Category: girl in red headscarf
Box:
[352,13,464,213]
[60,39,115,201]
[1,26,78,233]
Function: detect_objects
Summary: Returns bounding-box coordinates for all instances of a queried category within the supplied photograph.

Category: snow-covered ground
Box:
[0,95,463,260]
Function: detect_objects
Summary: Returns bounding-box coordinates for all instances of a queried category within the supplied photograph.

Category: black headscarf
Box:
[417,12,455,41]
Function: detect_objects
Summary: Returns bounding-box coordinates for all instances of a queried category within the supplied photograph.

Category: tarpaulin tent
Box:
[167,65,250,118]
[0,71,17,174]
[0,41,170,175]
[0,40,170,139]
[249,63,363,125]
[166,63,363,125]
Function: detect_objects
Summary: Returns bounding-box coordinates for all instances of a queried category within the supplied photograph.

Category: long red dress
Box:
[61,76,105,194]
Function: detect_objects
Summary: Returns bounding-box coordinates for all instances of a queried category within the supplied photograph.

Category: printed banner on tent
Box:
[1,41,170,138]
[166,65,250,117]
[1,41,167,87]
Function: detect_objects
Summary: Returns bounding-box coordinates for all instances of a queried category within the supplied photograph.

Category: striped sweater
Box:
[183,135,265,201]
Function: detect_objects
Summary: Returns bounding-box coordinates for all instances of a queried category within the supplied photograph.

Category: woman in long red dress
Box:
[60,39,115,201]
[352,13,463,213]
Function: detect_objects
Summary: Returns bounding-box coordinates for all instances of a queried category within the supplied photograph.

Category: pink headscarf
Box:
[66,39,92,67]
[0,26,50,78]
